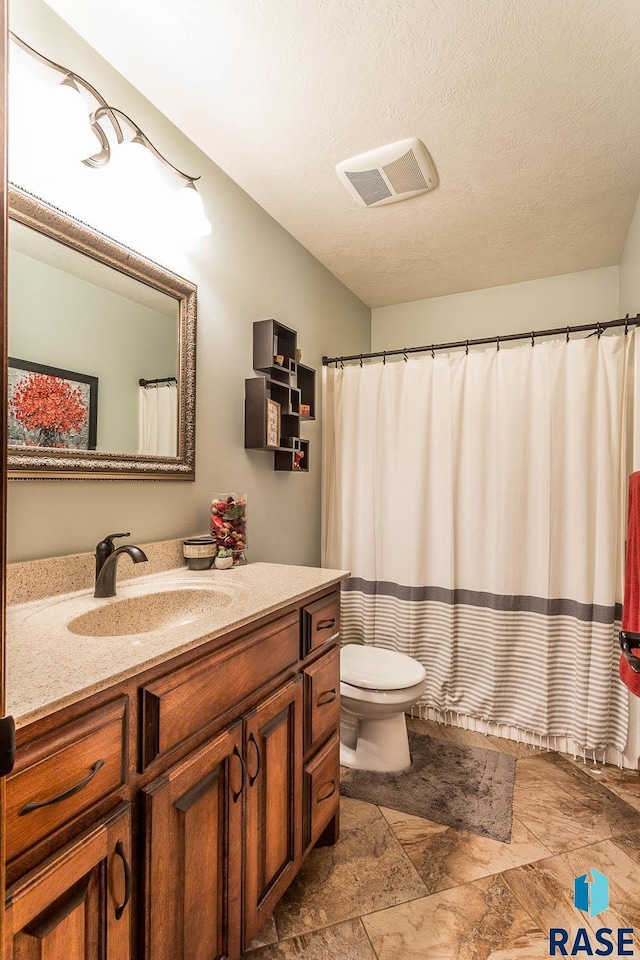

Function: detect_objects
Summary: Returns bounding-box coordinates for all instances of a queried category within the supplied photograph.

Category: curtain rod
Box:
[322,314,640,366]
[138,376,177,387]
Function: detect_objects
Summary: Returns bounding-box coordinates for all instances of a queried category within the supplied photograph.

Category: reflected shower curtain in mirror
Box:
[138,383,177,456]
[323,333,634,755]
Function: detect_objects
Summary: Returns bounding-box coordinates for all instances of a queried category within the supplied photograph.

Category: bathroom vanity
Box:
[3,561,346,960]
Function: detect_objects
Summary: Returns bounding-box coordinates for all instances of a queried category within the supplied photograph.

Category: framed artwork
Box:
[266,398,281,449]
[8,358,98,450]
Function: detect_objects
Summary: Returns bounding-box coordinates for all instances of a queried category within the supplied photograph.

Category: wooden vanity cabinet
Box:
[302,643,340,855]
[5,585,342,960]
[142,675,304,957]
[302,591,340,657]
[303,731,340,850]
[303,644,339,752]
[6,699,128,867]
[5,802,132,960]
[243,676,303,945]
[142,722,243,960]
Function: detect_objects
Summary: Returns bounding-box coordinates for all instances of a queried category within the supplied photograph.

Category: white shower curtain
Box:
[138,383,178,456]
[323,333,634,754]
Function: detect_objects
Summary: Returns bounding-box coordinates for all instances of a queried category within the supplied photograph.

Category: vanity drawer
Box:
[304,644,340,752]
[142,611,300,767]
[6,697,128,864]
[304,731,340,850]
[301,591,340,657]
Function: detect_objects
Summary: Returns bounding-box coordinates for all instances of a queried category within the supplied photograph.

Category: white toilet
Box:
[340,644,426,772]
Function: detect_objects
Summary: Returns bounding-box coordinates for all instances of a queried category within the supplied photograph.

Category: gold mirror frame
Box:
[7,185,196,480]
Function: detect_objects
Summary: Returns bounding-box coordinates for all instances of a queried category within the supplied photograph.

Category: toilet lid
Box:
[340,644,426,690]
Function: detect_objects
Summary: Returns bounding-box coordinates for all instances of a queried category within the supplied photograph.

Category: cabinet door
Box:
[244,676,303,945]
[5,802,131,960]
[303,644,340,753]
[142,721,244,960]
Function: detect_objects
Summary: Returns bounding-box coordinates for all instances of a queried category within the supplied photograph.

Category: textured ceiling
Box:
[42,0,640,307]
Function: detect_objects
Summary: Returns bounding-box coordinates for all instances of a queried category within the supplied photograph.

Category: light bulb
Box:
[115,133,170,208]
[118,133,163,181]
[176,180,212,237]
[48,75,99,163]
[109,133,175,246]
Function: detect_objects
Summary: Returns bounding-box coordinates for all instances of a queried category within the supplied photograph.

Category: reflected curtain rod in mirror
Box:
[7,185,197,481]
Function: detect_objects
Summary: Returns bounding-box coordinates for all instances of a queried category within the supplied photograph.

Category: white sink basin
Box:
[67,586,233,637]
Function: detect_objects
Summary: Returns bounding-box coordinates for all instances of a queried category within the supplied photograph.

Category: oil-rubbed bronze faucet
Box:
[94,532,148,598]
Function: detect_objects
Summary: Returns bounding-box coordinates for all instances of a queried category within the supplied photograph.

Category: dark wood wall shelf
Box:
[245,320,315,472]
[297,364,316,420]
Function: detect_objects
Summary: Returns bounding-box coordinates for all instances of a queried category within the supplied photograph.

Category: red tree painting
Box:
[10,372,88,447]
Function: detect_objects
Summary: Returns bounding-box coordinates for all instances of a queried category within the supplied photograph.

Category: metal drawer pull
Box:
[232,745,247,803]
[18,759,105,816]
[316,618,337,632]
[114,840,131,920]
[316,689,337,707]
[248,733,261,786]
[316,779,337,803]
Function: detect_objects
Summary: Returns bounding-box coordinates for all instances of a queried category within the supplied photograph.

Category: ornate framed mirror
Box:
[7,185,196,480]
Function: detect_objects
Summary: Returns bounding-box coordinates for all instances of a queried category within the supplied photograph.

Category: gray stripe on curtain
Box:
[342,577,623,625]
[340,585,628,751]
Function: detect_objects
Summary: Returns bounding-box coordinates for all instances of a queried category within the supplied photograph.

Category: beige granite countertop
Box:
[7,562,348,729]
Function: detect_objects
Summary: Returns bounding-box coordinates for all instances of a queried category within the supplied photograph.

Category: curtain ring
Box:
[566,326,570,343]
[465,340,469,355]
[403,348,408,362]
[597,322,603,339]
[382,351,386,365]
[496,335,500,352]
[431,344,435,359]
[531,330,535,347]
[340,358,344,369]
[625,314,630,336]
[359,354,363,368]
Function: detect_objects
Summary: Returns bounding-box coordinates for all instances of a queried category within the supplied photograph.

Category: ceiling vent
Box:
[336,138,438,208]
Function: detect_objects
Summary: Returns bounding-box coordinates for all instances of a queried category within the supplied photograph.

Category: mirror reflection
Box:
[8,220,180,456]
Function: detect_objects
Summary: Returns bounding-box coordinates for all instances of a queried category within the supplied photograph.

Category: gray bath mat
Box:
[340,730,516,843]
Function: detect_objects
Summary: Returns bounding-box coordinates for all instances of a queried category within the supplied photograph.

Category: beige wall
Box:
[7,0,370,564]
[620,194,640,317]
[371,266,620,351]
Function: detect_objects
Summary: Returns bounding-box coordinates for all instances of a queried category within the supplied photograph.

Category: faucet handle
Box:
[95,533,130,571]
[95,533,131,581]
[98,532,131,551]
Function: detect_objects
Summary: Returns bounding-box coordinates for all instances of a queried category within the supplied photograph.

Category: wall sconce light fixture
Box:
[10,31,212,237]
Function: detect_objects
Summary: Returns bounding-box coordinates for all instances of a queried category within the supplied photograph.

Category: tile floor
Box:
[243,718,640,960]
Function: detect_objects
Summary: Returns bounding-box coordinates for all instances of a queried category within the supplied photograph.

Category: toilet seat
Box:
[340,644,426,691]
[340,678,426,706]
